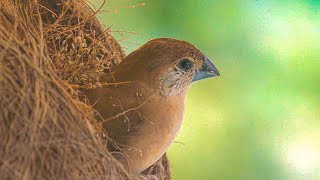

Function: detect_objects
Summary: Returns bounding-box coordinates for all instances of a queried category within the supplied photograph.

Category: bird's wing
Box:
[83,81,154,150]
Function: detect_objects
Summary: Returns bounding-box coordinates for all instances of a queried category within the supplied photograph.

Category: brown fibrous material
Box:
[0,0,170,179]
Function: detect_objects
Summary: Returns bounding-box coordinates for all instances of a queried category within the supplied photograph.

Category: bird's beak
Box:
[192,56,220,82]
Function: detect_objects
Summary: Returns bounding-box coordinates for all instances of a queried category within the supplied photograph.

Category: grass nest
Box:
[0,0,170,179]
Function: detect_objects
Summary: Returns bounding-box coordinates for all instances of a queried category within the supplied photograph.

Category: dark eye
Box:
[178,59,193,71]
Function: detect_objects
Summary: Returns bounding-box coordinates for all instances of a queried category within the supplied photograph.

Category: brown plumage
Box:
[83,38,220,174]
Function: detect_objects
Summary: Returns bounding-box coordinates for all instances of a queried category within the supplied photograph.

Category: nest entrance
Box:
[0,0,170,179]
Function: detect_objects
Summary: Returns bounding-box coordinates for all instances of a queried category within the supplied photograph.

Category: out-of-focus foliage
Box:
[94,0,320,179]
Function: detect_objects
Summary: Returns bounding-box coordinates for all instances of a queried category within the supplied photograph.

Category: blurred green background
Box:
[94,0,320,179]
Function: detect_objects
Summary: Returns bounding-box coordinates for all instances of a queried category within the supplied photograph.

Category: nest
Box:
[0,0,170,179]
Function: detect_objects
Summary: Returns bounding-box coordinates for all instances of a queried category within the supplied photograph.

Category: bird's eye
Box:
[178,59,193,71]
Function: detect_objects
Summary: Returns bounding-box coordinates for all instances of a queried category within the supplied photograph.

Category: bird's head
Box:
[114,38,220,96]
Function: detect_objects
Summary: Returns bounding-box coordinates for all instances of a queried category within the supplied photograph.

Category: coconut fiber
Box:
[0,0,170,179]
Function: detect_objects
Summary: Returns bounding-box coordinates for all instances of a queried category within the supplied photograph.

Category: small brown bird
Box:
[83,38,220,174]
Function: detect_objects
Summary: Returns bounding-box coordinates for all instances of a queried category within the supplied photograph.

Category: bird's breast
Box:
[87,81,186,174]
[127,94,185,171]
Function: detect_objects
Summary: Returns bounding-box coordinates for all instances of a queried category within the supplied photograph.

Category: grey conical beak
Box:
[192,56,220,82]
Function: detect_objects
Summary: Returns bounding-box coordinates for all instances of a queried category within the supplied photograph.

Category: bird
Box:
[82,38,220,174]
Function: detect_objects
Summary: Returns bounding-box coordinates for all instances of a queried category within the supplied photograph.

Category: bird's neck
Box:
[112,64,152,84]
